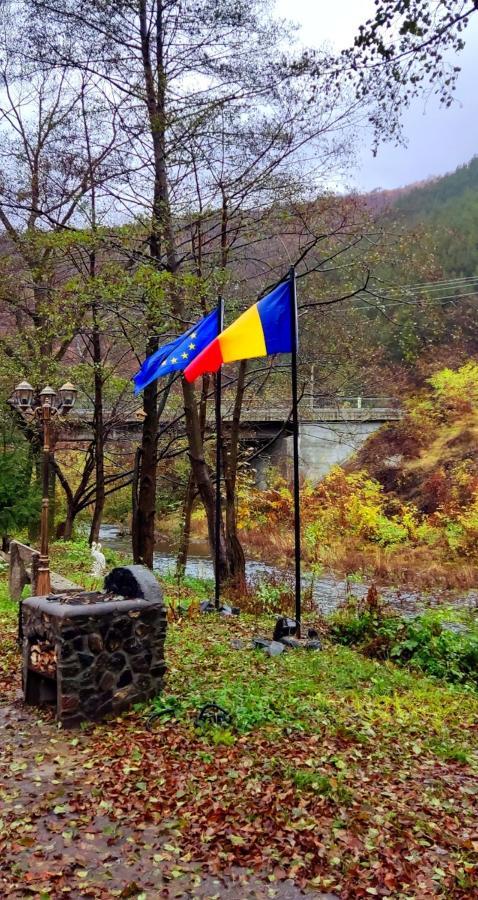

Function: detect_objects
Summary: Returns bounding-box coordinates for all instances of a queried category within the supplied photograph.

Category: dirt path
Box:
[0,700,334,899]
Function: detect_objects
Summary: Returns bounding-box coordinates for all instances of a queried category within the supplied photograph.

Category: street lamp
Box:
[9,380,77,595]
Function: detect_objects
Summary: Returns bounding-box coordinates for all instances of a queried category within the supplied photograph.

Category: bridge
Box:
[239,396,401,427]
[238,398,402,484]
[62,396,401,484]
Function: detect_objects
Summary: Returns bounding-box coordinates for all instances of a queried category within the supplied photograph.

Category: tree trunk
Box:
[133,0,170,566]
[131,446,141,561]
[176,472,195,577]
[134,372,158,567]
[61,505,76,541]
[216,189,246,588]
[224,484,246,592]
[89,303,105,545]
[182,378,229,581]
[222,361,247,590]
[134,0,226,576]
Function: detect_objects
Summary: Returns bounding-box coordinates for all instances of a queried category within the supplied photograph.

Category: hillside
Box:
[239,362,478,589]
[345,361,478,584]
[390,156,478,276]
[393,156,478,219]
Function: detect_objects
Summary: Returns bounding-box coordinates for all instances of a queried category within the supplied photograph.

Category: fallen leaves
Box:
[1,612,478,898]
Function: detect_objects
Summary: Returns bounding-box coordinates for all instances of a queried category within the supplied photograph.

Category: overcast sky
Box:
[276,0,478,191]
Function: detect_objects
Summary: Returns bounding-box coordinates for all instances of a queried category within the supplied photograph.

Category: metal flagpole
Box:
[289,266,301,637]
[214,296,224,609]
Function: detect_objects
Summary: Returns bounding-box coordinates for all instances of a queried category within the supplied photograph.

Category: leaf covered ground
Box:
[1,592,478,899]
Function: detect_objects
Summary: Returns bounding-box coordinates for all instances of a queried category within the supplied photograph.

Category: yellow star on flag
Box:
[189,343,195,350]
[171,357,178,364]
[181,352,188,359]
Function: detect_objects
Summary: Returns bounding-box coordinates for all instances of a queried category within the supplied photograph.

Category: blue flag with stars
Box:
[133,307,221,394]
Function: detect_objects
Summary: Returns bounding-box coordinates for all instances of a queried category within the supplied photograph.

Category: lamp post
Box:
[9,380,77,595]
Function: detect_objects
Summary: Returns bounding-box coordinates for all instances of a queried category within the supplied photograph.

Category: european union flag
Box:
[133,308,221,394]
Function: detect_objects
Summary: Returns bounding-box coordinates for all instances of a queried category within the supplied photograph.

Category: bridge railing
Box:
[67,397,403,428]
[312,396,399,410]
[240,401,402,423]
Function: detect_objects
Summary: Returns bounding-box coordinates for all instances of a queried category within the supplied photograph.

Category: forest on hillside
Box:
[393,156,478,276]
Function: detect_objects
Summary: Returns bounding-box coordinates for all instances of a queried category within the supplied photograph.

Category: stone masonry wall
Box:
[22,596,166,727]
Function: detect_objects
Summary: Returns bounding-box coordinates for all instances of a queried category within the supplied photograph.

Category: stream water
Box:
[99,524,478,619]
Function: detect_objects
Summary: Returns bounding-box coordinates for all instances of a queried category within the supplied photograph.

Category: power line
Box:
[349,290,478,313]
[372,274,478,291]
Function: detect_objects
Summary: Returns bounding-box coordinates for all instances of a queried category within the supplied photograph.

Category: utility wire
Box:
[372,274,478,291]
[347,290,478,313]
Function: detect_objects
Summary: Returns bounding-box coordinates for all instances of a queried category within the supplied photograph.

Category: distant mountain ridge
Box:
[363,177,441,214]
[392,156,478,220]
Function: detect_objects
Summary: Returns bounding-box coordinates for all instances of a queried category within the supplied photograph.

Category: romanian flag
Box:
[184,280,293,382]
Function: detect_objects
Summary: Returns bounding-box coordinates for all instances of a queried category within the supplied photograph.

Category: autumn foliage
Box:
[240,362,478,585]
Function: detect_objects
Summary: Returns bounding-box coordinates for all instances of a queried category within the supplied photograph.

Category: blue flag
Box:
[133,308,220,394]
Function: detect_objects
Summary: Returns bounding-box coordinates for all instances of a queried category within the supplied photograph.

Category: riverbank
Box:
[97,525,478,620]
[131,490,478,595]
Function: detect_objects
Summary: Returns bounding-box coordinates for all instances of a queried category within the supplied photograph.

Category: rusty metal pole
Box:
[37,404,52,596]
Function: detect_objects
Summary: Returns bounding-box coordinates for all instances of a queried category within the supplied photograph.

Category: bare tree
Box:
[340,0,478,149]
[0,14,123,537]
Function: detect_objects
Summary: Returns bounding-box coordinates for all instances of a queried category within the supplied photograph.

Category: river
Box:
[98,524,477,618]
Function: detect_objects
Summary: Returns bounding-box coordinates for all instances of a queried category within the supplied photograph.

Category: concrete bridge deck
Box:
[57,397,402,483]
[66,397,401,437]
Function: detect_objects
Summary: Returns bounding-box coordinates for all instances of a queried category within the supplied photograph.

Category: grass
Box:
[49,538,130,590]
[0,581,20,699]
[48,538,215,604]
[1,574,478,896]
[160,615,478,754]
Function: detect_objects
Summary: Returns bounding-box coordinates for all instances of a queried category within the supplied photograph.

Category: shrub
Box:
[304,468,413,554]
[330,601,478,690]
[0,450,40,538]
[428,361,478,417]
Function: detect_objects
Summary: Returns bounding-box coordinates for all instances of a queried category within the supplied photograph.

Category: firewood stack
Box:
[29,641,57,678]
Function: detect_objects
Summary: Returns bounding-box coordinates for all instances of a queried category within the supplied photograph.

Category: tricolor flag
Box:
[184,280,293,382]
[133,307,220,394]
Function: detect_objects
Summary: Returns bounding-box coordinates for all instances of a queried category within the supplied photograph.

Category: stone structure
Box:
[9,540,40,600]
[241,401,402,486]
[9,539,80,600]
[22,565,166,727]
